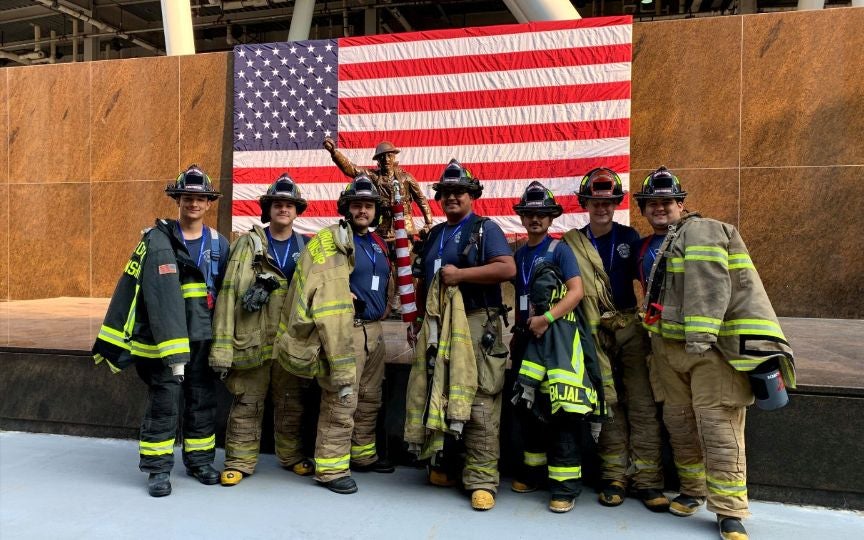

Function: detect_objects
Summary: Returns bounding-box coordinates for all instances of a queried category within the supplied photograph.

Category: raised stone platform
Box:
[1,298,862,509]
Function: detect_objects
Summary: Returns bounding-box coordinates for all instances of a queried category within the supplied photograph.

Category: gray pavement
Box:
[1,432,862,540]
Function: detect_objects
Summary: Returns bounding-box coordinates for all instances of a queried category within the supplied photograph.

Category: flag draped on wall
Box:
[232,16,632,236]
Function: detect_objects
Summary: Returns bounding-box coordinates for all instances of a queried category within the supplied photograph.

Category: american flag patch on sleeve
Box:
[158,264,177,275]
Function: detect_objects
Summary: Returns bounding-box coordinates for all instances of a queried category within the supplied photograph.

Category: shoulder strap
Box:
[458,215,487,266]
[209,227,221,280]
[546,239,560,255]
[295,231,306,251]
[370,232,389,256]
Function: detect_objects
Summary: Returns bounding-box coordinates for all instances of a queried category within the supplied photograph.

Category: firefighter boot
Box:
[288,458,315,476]
[636,488,671,513]
[718,515,749,540]
[148,473,171,497]
[320,476,358,495]
[549,497,576,513]
[669,493,706,517]
[598,480,626,507]
[352,458,395,473]
[186,464,220,485]
[471,489,495,511]
[220,470,244,486]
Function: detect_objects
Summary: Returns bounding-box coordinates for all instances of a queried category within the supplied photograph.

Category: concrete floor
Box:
[1,432,862,540]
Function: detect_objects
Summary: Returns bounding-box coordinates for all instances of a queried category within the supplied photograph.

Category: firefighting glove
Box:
[685,342,712,354]
[449,421,464,437]
[241,273,281,312]
[338,385,353,400]
[171,362,185,383]
[590,422,602,443]
[212,366,228,381]
[510,385,535,409]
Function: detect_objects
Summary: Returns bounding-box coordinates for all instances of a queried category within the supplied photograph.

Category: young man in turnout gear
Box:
[273,175,394,495]
[408,159,516,511]
[569,168,668,512]
[210,173,315,486]
[509,182,593,514]
[93,165,229,497]
[636,167,795,540]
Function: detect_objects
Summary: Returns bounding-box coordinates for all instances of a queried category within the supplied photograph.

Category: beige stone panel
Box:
[740,166,864,318]
[631,17,742,171]
[741,9,864,167]
[9,183,90,299]
[0,70,7,185]
[0,184,7,301]
[91,56,179,182]
[8,63,90,183]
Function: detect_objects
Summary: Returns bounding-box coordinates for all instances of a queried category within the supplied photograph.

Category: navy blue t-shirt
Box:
[350,232,390,321]
[267,230,303,283]
[422,214,512,309]
[580,223,640,310]
[182,228,230,294]
[638,234,666,288]
[514,236,581,324]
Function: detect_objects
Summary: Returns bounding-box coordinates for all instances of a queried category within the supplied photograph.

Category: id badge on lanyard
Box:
[371,275,380,291]
[434,258,442,273]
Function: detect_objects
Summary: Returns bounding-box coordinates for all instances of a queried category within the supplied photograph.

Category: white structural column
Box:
[160,0,195,55]
[502,0,530,23]
[796,0,825,9]
[511,0,580,21]
[850,0,863,5]
[288,0,316,41]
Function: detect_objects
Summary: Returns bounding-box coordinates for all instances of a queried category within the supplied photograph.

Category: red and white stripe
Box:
[232,16,632,237]
[391,200,417,322]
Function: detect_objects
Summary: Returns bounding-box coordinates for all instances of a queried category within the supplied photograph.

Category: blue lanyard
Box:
[587,224,616,274]
[177,222,207,269]
[266,229,294,271]
[438,214,472,257]
[520,236,551,288]
[355,233,377,275]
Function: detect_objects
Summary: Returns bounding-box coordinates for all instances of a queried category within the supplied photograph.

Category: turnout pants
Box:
[135,341,216,473]
[596,316,664,489]
[649,335,754,519]
[223,360,308,475]
[314,322,386,482]
[516,403,585,500]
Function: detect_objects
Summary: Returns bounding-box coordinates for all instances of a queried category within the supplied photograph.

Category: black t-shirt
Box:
[580,223,640,310]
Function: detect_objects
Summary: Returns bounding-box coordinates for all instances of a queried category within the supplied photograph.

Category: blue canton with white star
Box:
[233,40,339,151]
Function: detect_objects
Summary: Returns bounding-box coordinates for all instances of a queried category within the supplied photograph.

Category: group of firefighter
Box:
[94,140,795,540]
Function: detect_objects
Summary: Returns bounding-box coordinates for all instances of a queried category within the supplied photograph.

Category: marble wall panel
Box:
[741,9,864,168]
[8,183,90,299]
[7,63,90,183]
[91,56,179,182]
[740,166,864,318]
[91,181,220,297]
[0,184,8,301]
[628,168,739,237]
[631,17,742,171]
[179,52,232,186]
[0,70,7,184]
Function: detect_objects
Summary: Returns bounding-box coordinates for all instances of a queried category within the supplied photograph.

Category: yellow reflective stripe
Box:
[519,360,546,381]
[312,300,354,318]
[729,358,764,370]
[675,461,706,479]
[548,465,582,481]
[158,338,190,356]
[633,459,662,471]
[184,435,216,452]
[720,319,786,340]
[523,452,547,467]
[181,282,207,298]
[140,438,175,456]
[315,454,350,472]
[465,460,497,475]
[685,245,727,254]
[707,475,748,497]
[97,325,131,350]
[667,257,684,273]
[93,353,122,374]
[728,253,755,270]
[684,315,721,335]
[599,453,627,466]
[351,442,376,459]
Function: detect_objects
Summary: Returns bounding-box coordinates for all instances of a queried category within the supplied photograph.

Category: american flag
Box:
[232,16,632,236]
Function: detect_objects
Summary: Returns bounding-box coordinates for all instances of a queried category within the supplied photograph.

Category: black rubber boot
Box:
[186,464,220,485]
[148,473,171,497]
[351,459,395,473]
[320,476,358,494]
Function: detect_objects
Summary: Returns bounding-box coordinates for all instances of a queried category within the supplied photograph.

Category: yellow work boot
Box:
[669,493,706,517]
[220,469,244,486]
[597,480,626,507]
[291,459,315,477]
[549,497,576,513]
[511,479,538,493]
[428,468,457,487]
[718,516,748,540]
[471,489,495,511]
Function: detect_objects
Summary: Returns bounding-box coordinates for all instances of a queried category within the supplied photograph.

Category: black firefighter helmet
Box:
[634,166,687,210]
[431,159,483,201]
[577,167,625,208]
[513,181,563,218]
[259,173,308,223]
[165,164,221,200]
[337,174,383,227]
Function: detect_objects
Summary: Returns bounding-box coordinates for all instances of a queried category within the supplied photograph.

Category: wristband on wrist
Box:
[543,311,555,324]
